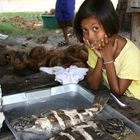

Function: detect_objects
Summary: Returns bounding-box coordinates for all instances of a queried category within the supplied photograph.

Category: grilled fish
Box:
[49,118,133,140]
[11,103,103,139]
[49,120,114,140]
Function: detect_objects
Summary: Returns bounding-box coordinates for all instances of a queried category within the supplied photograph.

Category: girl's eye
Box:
[81,28,87,33]
[92,27,99,32]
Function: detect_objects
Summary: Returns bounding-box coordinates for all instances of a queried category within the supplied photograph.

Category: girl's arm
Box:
[101,37,132,96]
[86,58,103,90]
[84,38,104,90]
[104,62,132,96]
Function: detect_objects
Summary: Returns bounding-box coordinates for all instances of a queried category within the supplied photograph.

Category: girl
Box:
[74,0,140,100]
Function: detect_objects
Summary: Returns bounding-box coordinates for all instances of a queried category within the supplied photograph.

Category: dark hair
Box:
[74,0,120,43]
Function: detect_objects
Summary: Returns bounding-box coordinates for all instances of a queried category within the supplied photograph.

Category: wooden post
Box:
[127,0,140,49]
[131,13,140,48]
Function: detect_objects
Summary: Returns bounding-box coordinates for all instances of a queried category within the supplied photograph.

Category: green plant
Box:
[0,12,45,36]
[0,23,29,35]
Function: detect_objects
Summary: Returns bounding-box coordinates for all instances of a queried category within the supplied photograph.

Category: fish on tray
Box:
[49,118,133,140]
[49,121,113,140]
[11,103,103,139]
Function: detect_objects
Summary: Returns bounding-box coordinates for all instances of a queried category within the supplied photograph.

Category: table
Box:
[0,75,140,139]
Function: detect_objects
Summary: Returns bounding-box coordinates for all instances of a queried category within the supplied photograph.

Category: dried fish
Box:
[49,119,133,140]
[49,120,113,140]
[11,103,103,139]
[98,118,132,139]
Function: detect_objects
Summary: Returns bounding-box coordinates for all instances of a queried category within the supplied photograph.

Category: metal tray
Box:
[2,84,95,140]
[2,84,140,140]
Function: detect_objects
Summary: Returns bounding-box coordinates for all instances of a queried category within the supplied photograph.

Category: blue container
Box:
[42,15,58,29]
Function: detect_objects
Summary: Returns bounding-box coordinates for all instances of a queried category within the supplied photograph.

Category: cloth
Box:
[55,0,75,21]
[87,38,140,100]
[0,85,5,129]
[40,65,88,85]
[0,112,5,129]
[0,33,8,40]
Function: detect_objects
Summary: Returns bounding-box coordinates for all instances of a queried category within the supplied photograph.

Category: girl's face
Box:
[81,16,106,46]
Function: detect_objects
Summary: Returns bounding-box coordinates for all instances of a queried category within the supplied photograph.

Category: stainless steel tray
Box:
[3,84,94,117]
[3,84,95,140]
[2,84,140,140]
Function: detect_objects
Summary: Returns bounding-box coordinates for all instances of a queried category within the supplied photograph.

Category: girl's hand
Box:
[83,38,102,58]
[100,35,118,61]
